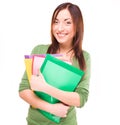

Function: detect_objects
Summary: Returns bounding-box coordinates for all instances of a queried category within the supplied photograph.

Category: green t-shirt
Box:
[19,44,91,125]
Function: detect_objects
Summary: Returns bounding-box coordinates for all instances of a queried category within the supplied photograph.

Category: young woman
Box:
[19,2,91,125]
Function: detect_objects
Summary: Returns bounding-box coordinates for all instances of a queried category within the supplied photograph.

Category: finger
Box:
[37,68,44,78]
[63,115,67,117]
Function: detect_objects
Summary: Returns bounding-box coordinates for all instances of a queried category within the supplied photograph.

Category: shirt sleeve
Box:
[18,44,49,92]
[75,52,91,108]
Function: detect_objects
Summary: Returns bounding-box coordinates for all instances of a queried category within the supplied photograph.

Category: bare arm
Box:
[42,84,80,107]
[19,89,69,117]
[19,89,51,110]
[30,73,80,107]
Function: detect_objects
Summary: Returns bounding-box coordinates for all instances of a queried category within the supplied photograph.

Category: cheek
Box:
[52,25,58,32]
[52,29,56,37]
[70,27,76,36]
[69,28,75,36]
[52,26,57,34]
[67,25,74,32]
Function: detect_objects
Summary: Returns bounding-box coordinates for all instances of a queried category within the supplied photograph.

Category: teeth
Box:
[58,33,66,37]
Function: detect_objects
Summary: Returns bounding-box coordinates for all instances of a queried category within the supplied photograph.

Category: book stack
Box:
[24,54,84,123]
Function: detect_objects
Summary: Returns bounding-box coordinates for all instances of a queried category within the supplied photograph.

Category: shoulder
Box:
[83,50,91,61]
[31,44,50,54]
[83,50,91,71]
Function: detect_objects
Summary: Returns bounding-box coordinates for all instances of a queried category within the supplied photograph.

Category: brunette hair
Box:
[47,2,86,71]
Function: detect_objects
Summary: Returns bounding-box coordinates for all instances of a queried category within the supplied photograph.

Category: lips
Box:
[57,33,67,38]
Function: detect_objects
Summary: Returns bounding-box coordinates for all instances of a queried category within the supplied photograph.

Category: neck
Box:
[57,46,74,63]
[59,44,73,54]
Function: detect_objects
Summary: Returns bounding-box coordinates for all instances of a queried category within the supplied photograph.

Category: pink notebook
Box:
[32,56,45,75]
[32,55,72,75]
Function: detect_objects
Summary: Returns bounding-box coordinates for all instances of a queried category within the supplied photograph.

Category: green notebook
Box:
[34,54,84,123]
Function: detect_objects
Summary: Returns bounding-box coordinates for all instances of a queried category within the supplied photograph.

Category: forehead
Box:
[56,9,72,20]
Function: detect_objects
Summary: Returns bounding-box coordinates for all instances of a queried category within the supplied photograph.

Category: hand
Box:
[50,103,70,118]
[30,69,47,91]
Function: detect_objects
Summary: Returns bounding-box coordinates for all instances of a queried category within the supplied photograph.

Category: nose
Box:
[58,23,64,32]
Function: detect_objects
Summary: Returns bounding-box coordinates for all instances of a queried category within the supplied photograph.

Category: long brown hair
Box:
[47,2,86,71]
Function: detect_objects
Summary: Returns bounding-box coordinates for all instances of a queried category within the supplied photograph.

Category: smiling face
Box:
[52,9,75,47]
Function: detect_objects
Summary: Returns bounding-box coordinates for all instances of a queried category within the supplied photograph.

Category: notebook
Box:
[32,54,71,75]
[24,58,32,82]
[32,56,45,75]
[24,54,63,80]
[34,54,84,123]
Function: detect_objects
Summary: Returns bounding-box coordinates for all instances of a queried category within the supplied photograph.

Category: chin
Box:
[57,39,66,43]
[58,41,66,44]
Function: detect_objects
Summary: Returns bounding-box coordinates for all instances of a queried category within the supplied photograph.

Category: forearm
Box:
[19,89,70,117]
[42,84,80,107]
[30,73,80,107]
[19,89,52,112]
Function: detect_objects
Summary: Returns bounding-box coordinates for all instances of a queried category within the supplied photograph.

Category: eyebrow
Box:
[55,18,72,21]
[64,18,72,21]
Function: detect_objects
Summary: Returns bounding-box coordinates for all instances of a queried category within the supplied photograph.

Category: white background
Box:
[0,0,120,125]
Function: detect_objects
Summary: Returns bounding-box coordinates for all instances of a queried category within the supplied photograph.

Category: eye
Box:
[66,21,71,24]
[54,19,59,24]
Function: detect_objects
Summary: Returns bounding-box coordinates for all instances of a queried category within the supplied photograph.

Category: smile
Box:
[57,33,67,37]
